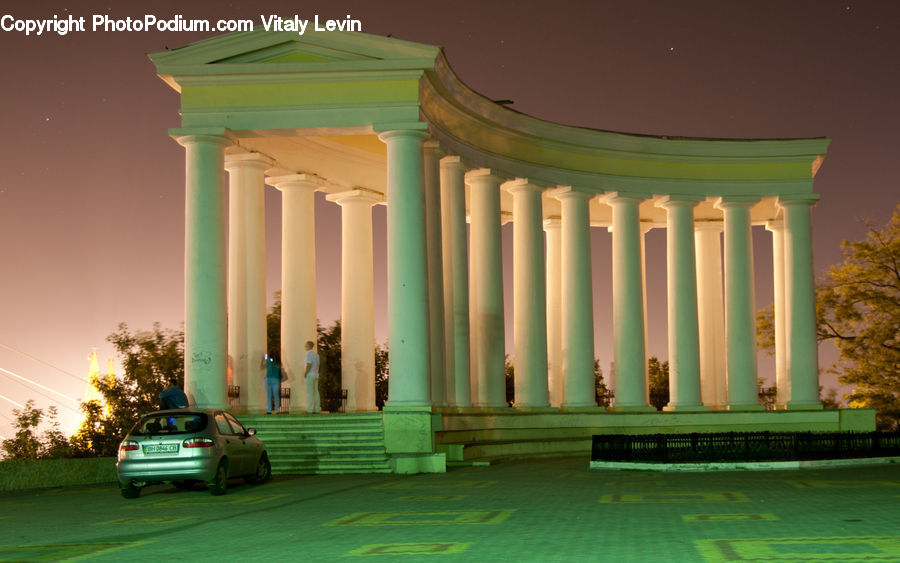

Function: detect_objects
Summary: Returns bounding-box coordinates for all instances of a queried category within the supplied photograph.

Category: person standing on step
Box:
[304,340,320,414]
[264,348,282,414]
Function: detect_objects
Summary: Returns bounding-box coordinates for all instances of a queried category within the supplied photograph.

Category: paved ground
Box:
[1,457,899,561]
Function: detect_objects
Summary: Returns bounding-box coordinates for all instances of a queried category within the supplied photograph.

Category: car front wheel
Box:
[208,460,228,495]
[245,453,271,485]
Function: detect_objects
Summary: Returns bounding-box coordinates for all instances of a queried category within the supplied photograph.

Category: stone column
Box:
[766,219,789,407]
[695,221,727,408]
[378,128,432,407]
[506,179,549,408]
[466,169,507,408]
[267,174,319,411]
[657,196,706,411]
[780,195,822,410]
[556,187,596,408]
[606,193,653,410]
[177,133,230,408]
[544,217,563,408]
[326,189,382,412]
[440,156,471,407]
[717,198,763,410]
[225,153,272,413]
[639,222,653,403]
[423,142,447,407]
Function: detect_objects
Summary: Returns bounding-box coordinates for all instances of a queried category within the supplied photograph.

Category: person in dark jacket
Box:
[159,376,188,410]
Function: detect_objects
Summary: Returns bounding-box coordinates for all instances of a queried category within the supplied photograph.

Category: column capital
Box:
[543,216,562,230]
[603,191,652,204]
[224,152,275,172]
[440,155,466,170]
[326,188,384,206]
[503,178,544,194]
[423,138,443,151]
[765,219,785,233]
[655,194,705,209]
[376,125,429,143]
[465,168,505,184]
[777,194,820,207]
[694,220,724,232]
[714,196,760,210]
[266,174,323,192]
[174,133,231,149]
[551,185,595,201]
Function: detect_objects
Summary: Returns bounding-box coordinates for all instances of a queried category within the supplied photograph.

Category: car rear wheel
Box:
[120,483,141,499]
[245,453,271,485]
[208,460,228,495]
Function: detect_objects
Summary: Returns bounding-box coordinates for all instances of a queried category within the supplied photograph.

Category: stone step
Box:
[263,437,385,446]
[272,466,393,475]
[269,450,386,458]
[242,414,383,425]
[242,413,391,475]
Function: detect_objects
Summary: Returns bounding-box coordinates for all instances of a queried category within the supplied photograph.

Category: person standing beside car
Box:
[264,348,283,414]
[304,340,320,413]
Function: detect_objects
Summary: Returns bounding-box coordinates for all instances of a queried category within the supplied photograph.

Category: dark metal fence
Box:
[279,387,291,413]
[591,432,900,463]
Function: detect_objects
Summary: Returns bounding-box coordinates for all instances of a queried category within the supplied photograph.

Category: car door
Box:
[224,412,255,476]
[214,412,245,476]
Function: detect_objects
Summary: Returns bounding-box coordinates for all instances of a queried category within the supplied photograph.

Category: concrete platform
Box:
[1,456,898,561]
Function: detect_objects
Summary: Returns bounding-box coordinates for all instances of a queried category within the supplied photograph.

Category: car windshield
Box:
[134,413,208,435]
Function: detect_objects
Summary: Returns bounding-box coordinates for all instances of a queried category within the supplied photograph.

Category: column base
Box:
[558,406,607,414]
[513,406,558,413]
[390,453,446,474]
[783,401,823,411]
[434,406,482,415]
[607,405,657,413]
[727,404,766,412]
[383,405,438,454]
[470,406,513,415]
[663,404,710,412]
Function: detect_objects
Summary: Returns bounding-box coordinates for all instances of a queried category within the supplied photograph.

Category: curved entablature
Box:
[420,50,828,197]
[150,28,829,218]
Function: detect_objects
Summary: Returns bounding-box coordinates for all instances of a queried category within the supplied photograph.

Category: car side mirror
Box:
[247,428,257,436]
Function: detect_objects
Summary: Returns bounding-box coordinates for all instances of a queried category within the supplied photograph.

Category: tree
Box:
[504,357,613,407]
[648,356,670,411]
[757,379,777,410]
[2,400,71,460]
[594,360,614,407]
[72,323,184,457]
[317,320,343,413]
[758,206,900,430]
[374,343,389,409]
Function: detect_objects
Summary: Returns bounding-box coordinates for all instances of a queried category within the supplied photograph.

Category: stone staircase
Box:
[240,413,392,475]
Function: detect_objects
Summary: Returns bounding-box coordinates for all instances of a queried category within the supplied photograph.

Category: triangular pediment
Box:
[150,28,441,79]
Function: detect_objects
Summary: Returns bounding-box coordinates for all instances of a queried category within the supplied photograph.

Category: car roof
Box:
[142,409,217,417]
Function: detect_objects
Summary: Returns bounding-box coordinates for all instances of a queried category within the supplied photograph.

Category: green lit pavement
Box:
[1,457,899,561]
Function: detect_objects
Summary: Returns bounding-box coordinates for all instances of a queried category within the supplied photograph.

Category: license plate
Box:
[143,443,179,455]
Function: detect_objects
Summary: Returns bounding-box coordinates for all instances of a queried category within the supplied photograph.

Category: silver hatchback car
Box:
[117,409,270,498]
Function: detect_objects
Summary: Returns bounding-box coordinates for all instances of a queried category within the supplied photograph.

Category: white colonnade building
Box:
[151,29,854,470]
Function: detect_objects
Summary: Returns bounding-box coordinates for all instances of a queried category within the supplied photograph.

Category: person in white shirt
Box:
[304,340,320,413]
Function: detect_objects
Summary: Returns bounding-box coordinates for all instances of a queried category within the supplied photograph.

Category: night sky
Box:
[1,0,897,438]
